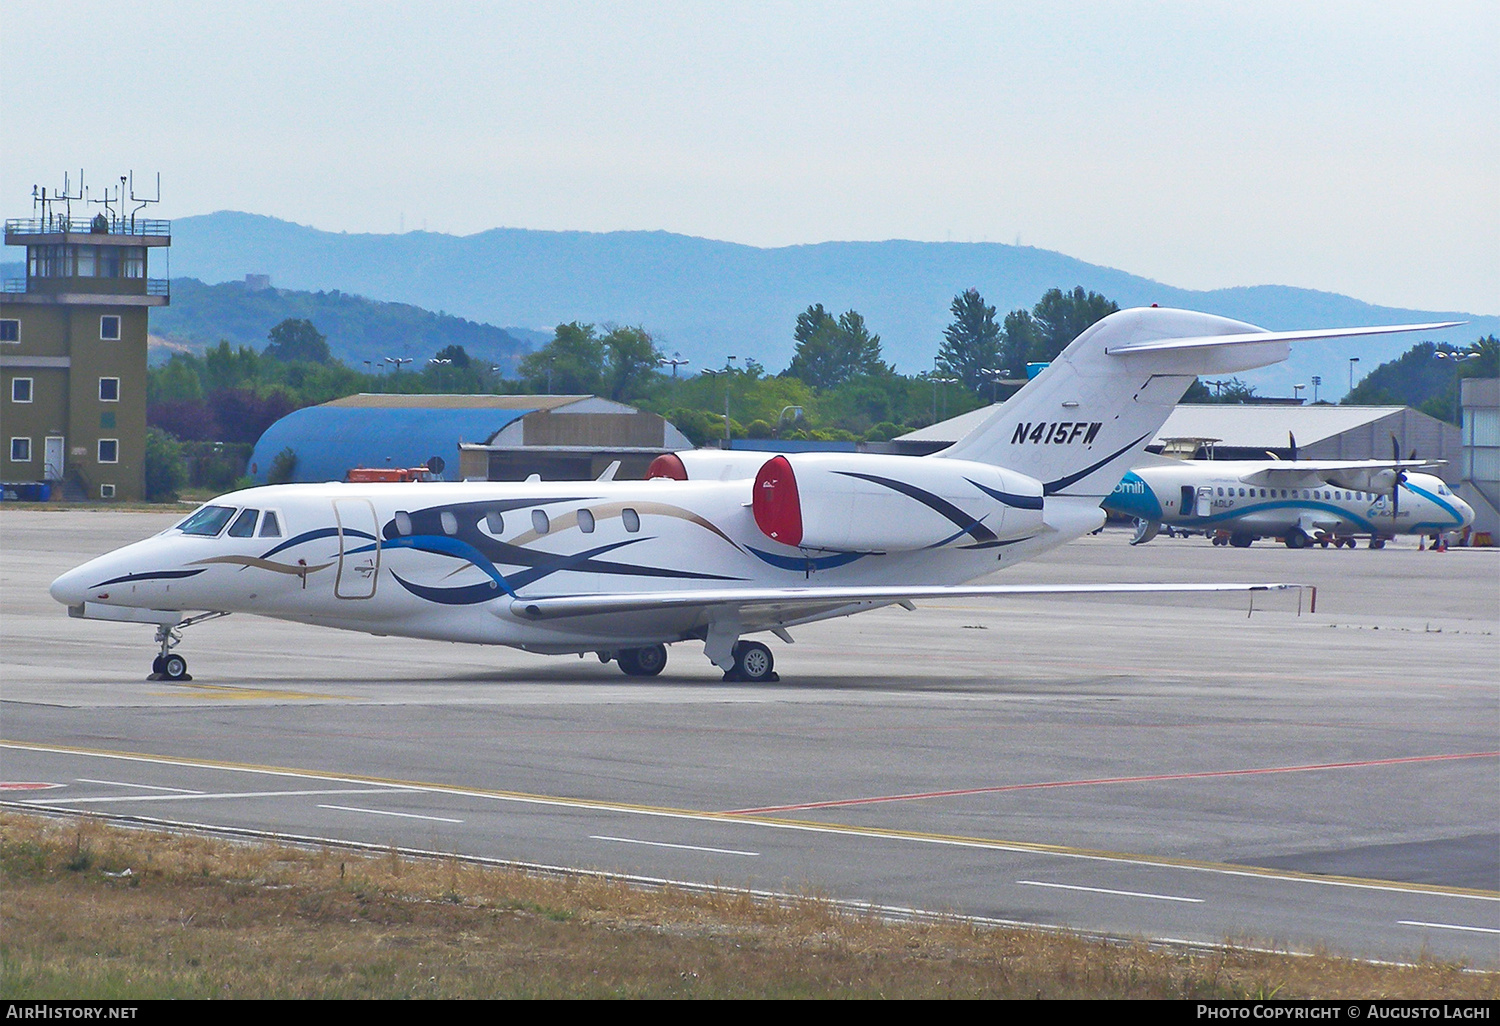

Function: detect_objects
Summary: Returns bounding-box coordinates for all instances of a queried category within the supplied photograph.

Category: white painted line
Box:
[592,835,760,857]
[319,804,464,824]
[1019,879,1205,903]
[23,787,418,805]
[1398,920,1500,935]
[8,742,1493,904]
[77,777,204,794]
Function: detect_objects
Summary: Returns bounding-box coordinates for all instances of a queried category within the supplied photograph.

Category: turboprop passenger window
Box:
[484,511,504,535]
[227,508,259,537]
[259,511,282,537]
[395,511,412,536]
[440,511,459,536]
[622,508,641,532]
[178,505,236,537]
[532,509,550,534]
[578,509,596,533]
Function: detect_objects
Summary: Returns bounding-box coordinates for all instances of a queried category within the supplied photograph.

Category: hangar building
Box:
[248,394,692,484]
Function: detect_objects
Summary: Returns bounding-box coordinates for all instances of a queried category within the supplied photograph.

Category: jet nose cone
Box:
[50,564,90,607]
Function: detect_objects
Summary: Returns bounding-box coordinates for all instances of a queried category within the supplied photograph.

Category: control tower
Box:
[1,173,169,501]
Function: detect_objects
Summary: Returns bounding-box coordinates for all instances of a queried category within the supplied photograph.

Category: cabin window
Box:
[484,510,504,534]
[1238,488,1245,497]
[228,508,259,537]
[395,511,413,536]
[622,507,641,532]
[178,505,236,536]
[578,509,596,533]
[259,510,282,537]
[440,511,459,536]
[1216,488,1223,496]
[532,509,550,534]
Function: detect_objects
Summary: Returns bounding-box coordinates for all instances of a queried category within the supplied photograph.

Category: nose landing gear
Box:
[146,612,230,682]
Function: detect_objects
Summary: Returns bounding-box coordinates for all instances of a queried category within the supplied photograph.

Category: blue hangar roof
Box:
[248,404,532,483]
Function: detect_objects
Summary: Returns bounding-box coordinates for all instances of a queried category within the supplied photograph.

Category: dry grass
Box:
[1,812,1493,1000]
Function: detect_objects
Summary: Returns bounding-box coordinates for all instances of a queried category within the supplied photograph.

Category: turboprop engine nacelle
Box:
[750,452,1045,552]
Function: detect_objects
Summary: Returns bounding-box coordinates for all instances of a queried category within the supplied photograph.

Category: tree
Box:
[432,343,472,368]
[1029,287,1119,362]
[517,322,605,394]
[602,325,662,401]
[785,305,889,389]
[143,428,187,502]
[937,288,1002,395]
[263,319,332,364]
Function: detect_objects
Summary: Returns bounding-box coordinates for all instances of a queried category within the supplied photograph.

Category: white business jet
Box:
[1103,447,1474,549]
[50,309,1452,683]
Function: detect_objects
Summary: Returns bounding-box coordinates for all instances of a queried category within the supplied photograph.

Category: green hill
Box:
[147,276,540,371]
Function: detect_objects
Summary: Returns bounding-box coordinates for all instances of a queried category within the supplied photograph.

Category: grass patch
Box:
[1,813,1493,1000]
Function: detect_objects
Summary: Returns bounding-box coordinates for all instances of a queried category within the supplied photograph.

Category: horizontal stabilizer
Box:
[1104,321,1464,355]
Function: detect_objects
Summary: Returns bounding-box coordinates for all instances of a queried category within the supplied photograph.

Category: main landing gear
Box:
[723,640,777,683]
[616,644,668,677]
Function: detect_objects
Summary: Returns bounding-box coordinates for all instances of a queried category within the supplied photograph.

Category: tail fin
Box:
[935,308,1460,498]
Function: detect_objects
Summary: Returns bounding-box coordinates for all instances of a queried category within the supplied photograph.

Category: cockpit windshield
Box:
[177,505,237,537]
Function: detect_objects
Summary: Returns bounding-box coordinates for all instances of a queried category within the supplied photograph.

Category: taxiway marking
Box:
[319,804,464,824]
[24,787,418,805]
[77,777,203,793]
[592,835,759,857]
[1017,879,1204,903]
[5,739,1496,903]
[724,751,1500,814]
[1398,920,1500,935]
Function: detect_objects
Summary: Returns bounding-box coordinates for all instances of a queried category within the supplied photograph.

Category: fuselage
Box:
[1104,463,1473,545]
[50,471,1103,653]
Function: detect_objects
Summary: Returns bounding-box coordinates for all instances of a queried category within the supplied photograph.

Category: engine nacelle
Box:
[647,450,770,481]
[751,452,1044,552]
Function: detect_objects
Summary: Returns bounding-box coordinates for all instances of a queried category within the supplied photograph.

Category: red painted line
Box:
[0,782,63,790]
[723,751,1500,815]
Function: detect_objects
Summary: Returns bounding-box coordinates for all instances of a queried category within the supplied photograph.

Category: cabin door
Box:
[333,498,381,599]
[1195,487,1214,518]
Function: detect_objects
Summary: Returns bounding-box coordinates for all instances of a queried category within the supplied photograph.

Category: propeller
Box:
[1390,435,1407,523]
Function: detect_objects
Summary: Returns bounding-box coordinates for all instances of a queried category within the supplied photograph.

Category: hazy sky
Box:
[5,1,1495,313]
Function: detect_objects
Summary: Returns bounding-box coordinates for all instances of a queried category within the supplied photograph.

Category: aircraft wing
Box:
[509,581,1314,622]
[1241,459,1440,492]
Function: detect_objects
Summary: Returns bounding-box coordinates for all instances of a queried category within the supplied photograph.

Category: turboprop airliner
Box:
[50,308,1454,683]
[1103,452,1474,549]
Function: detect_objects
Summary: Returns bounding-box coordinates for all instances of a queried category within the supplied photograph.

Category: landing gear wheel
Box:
[1370,537,1386,549]
[1229,532,1254,548]
[151,656,165,675]
[617,644,667,677]
[160,654,190,681]
[1284,529,1309,549]
[728,641,776,683]
[1212,534,1227,547]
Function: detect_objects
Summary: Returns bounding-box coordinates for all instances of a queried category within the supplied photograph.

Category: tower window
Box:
[98,439,118,463]
[100,316,121,341]
[11,377,32,403]
[99,377,120,402]
[0,320,18,343]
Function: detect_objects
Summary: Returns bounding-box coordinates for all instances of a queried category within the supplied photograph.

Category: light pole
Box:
[1293,383,1305,404]
[1347,357,1360,396]
[658,352,689,378]
[1311,375,1322,403]
[774,405,803,438]
[702,356,737,445]
[1435,348,1481,424]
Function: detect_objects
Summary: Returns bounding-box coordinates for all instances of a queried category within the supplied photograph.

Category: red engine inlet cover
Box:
[646,453,688,480]
[753,455,803,545]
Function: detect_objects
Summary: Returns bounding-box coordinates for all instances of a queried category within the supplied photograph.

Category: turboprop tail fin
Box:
[935,308,1459,498]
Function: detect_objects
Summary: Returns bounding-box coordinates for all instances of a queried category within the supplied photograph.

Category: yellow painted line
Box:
[147,683,358,701]
[4,739,1495,903]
